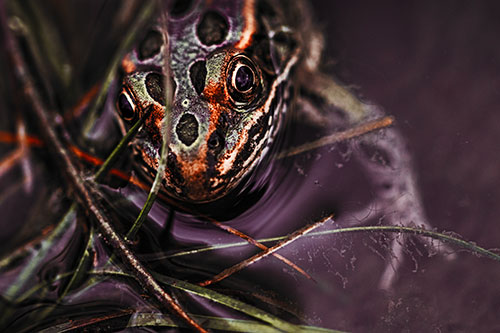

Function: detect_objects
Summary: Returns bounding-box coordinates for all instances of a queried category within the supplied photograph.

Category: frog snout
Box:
[167,111,231,202]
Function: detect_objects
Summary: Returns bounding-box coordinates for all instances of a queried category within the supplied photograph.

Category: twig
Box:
[0,125,319,283]
[276,116,394,159]
[200,214,333,287]
[0,5,205,332]
[0,145,24,178]
[208,219,315,282]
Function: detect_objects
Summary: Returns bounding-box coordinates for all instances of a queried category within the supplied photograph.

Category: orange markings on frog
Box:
[235,0,256,50]
[167,52,233,200]
[203,56,229,134]
[121,54,137,74]
[146,104,167,145]
[177,149,209,200]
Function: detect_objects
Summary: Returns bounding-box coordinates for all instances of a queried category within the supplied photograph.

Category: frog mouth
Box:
[161,147,236,203]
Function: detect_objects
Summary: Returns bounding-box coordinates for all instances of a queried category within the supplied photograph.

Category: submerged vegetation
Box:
[0,1,498,331]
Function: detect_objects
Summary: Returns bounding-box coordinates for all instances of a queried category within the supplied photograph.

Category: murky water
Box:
[1,1,500,332]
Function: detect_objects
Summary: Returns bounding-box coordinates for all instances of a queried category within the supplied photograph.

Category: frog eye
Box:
[117,91,136,122]
[233,63,254,93]
[226,55,260,106]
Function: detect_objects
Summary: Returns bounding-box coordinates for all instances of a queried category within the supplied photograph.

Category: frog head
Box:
[116,0,299,202]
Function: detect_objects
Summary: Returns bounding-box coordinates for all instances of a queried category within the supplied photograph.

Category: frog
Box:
[114,0,449,287]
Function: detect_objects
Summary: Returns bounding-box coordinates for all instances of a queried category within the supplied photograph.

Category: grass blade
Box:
[128,313,342,333]
[3,204,76,301]
[154,273,302,332]
[200,215,333,287]
[125,7,174,242]
[276,116,394,159]
[158,225,500,263]
[94,107,152,183]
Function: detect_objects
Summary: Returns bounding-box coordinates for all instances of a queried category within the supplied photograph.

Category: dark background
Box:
[311,1,500,331]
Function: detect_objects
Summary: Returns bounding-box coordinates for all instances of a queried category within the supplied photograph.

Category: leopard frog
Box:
[114,1,444,286]
[116,0,303,202]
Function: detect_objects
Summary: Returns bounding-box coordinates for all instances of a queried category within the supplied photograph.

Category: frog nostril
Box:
[176,113,199,146]
[207,130,224,155]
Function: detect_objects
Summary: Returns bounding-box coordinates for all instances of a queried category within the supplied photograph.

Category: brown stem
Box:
[0,5,206,332]
[200,214,333,287]
[276,116,394,159]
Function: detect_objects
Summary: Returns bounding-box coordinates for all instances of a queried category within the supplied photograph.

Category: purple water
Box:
[1,1,499,331]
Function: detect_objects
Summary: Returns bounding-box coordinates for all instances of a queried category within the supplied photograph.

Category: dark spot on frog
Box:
[138,30,163,60]
[145,72,166,105]
[196,11,229,46]
[169,0,193,18]
[176,113,199,146]
[189,60,207,95]
[208,113,229,157]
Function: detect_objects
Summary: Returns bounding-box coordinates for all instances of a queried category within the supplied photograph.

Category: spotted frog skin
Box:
[116,0,303,202]
[113,0,450,286]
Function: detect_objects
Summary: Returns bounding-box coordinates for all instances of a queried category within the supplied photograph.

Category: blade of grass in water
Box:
[33,225,96,321]
[94,107,152,183]
[125,9,174,242]
[154,273,302,333]
[59,226,95,295]
[91,269,305,332]
[38,311,342,333]
[25,1,72,89]
[11,268,342,333]
[0,204,77,328]
[3,204,76,300]
[127,313,342,333]
[125,117,169,240]
[155,225,500,263]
